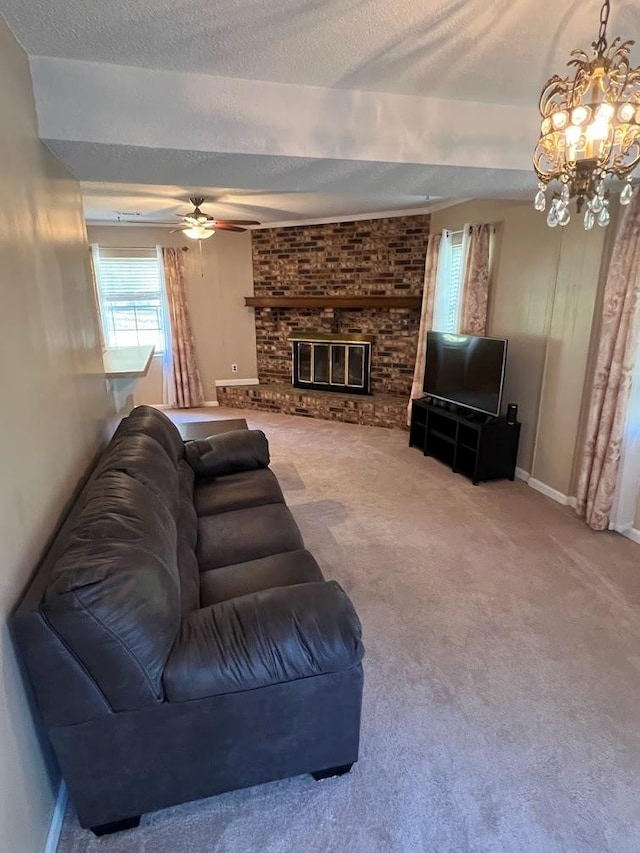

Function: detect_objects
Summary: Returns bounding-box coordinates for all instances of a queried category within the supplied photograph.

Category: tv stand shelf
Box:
[410,397,520,485]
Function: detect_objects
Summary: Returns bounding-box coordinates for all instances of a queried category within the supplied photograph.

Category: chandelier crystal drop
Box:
[533,0,640,228]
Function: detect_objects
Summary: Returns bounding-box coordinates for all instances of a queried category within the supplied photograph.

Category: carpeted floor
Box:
[58,408,640,853]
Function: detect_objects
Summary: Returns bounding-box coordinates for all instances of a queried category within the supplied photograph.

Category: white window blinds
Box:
[93,247,166,352]
[432,229,468,334]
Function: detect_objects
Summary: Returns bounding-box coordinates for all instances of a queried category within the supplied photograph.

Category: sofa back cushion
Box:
[42,471,181,711]
[177,460,200,614]
[113,405,185,466]
[96,432,180,515]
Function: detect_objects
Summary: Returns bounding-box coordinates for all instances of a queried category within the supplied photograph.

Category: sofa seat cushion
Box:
[194,469,284,517]
[199,549,324,606]
[42,471,181,712]
[197,504,304,571]
[163,581,364,701]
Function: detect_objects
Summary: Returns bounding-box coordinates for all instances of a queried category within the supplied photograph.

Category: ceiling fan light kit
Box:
[533,0,640,230]
[174,196,260,239]
[183,226,215,240]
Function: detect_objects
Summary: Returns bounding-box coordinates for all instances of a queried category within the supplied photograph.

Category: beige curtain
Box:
[408,233,442,424]
[460,224,492,336]
[576,194,640,530]
[162,248,204,409]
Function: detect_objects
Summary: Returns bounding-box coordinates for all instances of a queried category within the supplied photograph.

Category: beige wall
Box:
[87,226,257,404]
[0,16,113,853]
[431,199,612,498]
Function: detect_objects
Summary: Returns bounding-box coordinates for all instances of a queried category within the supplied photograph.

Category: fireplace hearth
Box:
[290,333,373,395]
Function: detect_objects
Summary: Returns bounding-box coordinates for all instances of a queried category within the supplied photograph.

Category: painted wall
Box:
[87,226,257,404]
[431,199,611,499]
[0,16,113,853]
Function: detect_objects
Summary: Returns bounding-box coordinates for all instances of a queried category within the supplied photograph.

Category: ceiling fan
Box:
[172,197,260,240]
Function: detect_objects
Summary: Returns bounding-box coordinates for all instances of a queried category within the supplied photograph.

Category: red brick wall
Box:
[251,215,430,396]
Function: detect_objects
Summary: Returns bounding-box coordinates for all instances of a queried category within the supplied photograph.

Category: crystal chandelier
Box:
[533,0,640,230]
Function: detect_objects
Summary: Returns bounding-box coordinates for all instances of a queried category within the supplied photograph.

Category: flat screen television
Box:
[423,332,507,417]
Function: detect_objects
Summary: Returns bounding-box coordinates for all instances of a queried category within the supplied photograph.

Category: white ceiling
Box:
[4,0,638,104]
[81,182,438,227]
[3,0,639,224]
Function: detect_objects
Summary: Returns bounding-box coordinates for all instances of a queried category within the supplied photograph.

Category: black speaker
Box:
[506,404,518,425]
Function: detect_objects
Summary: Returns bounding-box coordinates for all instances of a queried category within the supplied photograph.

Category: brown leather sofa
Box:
[13,406,364,835]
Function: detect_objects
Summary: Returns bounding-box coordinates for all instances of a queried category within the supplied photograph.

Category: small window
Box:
[432,230,466,334]
[93,247,166,352]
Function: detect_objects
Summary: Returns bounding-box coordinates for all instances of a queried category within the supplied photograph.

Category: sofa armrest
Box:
[163,581,363,702]
[184,430,270,478]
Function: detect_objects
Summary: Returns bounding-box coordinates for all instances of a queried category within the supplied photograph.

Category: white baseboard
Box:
[156,401,219,409]
[44,782,67,853]
[515,467,530,483]
[215,378,259,387]
[624,528,640,545]
[528,477,577,508]
[610,524,640,545]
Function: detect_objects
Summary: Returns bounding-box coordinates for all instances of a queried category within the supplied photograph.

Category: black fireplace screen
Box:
[291,334,372,395]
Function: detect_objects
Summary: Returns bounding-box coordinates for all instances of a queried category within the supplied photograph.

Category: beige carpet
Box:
[58,409,640,852]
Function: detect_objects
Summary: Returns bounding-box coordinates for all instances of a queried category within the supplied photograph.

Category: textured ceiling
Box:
[5,0,639,224]
[74,151,534,225]
[2,0,638,105]
[81,181,437,226]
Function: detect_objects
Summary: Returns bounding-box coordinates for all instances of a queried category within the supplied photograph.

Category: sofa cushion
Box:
[199,549,324,606]
[163,581,364,701]
[197,504,304,570]
[113,405,184,465]
[42,471,181,712]
[96,432,179,515]
[178,459,195,497]
[178,540,200,614]
[184,430,269,478]
[194,468,284,517]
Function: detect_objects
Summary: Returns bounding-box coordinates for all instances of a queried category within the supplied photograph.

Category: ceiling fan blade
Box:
[215,219,261,226]
[213,223,247,232]
[170,228,185,233]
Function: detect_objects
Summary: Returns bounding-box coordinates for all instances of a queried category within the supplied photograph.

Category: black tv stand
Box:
[409,397,520,485]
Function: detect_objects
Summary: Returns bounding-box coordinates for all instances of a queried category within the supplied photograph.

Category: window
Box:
[93,247,167,352]
[432,229,467,334]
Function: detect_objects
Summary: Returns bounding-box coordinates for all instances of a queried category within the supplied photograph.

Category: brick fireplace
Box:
[217,214,430,429]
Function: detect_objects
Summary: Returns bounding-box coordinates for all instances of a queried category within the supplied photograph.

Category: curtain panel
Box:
[161,247,204,409]
[460,223,492,336]
[408,233,442,424]
[575,194,640,531]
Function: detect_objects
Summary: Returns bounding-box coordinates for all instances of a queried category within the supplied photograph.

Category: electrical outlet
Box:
[231,363,238,373]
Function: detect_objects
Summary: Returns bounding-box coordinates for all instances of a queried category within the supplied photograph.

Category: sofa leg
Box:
[311,763,353,781]
[90,816,141,836]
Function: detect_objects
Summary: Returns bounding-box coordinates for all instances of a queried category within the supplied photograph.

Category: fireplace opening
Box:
[290,333,372,395]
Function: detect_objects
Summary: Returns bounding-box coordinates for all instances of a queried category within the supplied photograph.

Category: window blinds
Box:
[432,229,467,334]
[93,247,166,352]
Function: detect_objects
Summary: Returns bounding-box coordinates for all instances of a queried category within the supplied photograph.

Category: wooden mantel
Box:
[244,295,421,309]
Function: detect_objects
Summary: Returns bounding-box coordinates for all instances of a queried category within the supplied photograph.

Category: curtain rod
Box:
[443,223,499,235]
[93,245,190,251]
